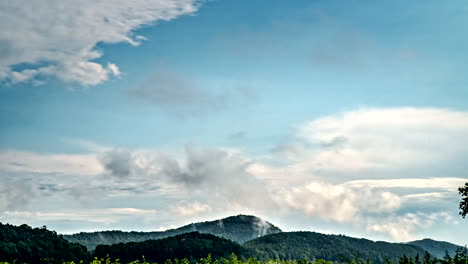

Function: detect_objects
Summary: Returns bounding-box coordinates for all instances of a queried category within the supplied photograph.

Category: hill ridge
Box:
[63,214,281,250]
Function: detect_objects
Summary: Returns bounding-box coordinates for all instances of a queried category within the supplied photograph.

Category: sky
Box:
[0,0,467,246]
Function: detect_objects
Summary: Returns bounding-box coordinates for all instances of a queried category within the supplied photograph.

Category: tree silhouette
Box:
[460,182,468,218]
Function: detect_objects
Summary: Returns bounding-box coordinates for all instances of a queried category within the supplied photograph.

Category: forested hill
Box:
[93,232,245,263]
[408,239,461,259]
[64,215,281,250]
[0,222,87,263]
[243,231,427,263]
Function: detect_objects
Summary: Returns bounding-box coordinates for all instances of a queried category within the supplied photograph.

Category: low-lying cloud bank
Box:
[1,107,467,241]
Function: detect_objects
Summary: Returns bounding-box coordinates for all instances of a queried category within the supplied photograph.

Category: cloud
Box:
[346,178,467,191]
[2,107,467,241]
[100,146,275,210]
[1,208,158,225]
[170,201,211,217]
[296,107,468,174]
[128,67,256,116]
[0,150,103,175]
[0,178,36,212]
[101,150,136,178]
[366,212,458,241]
[0,0,201,86]
[256,107,468,240]
[277,181,401,222]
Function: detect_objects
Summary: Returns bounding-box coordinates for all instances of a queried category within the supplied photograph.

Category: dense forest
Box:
[408,239,460,259]
[0,222,87,263]
[64,215,282,250]
[93,232,245,263]
[243,232,427,263]
[1,220,467,264]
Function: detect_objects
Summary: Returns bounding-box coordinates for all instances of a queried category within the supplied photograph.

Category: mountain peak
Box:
[408,238,461,258]
[64,214,281,250]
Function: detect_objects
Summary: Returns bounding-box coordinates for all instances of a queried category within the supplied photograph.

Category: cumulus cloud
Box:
[277,181,401,222]
[366,212,458,241]
[0,0,201,86]
[101,150,136,178]
[2,107,468,241]
[257,107,468,239]
[100,146,275,210]
[128,67,256,116]
[295,107,468,174]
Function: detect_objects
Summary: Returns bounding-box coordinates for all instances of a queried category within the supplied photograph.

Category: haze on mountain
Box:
[62,214,463,263]
[408,239,461,259]
[64,215,281,250]
[2,214,467,263]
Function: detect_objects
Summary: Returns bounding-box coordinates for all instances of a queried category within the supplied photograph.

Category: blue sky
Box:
[0,0,467,245]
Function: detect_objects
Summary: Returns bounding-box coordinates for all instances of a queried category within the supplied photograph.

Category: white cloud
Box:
[1,208,158,225]
[298,107,468,172]
[276,181,401,222]
[170,201,212,217]
[1,107,467,241]
[0,0,201,86]
[156,224,177,232]
[256,107,468,239]
[0,150,103,175]
[100,146,276,210]
[346,178,467,190]
[366,212,458,241]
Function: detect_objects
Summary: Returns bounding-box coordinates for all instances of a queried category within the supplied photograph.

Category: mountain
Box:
[93,232,244,263]
[408,238,462,259]
[0,222,87,263]
[244,231,427,263]
[64,214,281,250]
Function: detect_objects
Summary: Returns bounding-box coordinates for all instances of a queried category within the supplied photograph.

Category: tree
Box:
[459,182,468,218]
[442,250,453,264]
[423,251,433,264]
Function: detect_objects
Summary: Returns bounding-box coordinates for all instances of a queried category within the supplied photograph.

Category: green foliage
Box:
[460,182,468,218]
[93,232,244,263]
[0,222,88,263]
[408,239,460,259]
[0,251,468,264]
[1,222,467,264]
[243,232,427,264]
[64,215,282,250]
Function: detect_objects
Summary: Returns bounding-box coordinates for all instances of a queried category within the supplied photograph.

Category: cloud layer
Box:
[0,0,200,85]
[1,107,467,242]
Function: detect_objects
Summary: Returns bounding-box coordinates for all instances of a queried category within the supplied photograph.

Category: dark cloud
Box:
[101,149,135,178]
[128,67,256,116]
[320,136,348,149]
[38,183,63,193]
[99,146,275,210]
[161,147,275,208]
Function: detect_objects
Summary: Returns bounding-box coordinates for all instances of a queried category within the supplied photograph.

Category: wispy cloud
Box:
[170,201,211,217]
[128,67,256,116]
[0,150,103,175]
[0,0,201,86]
